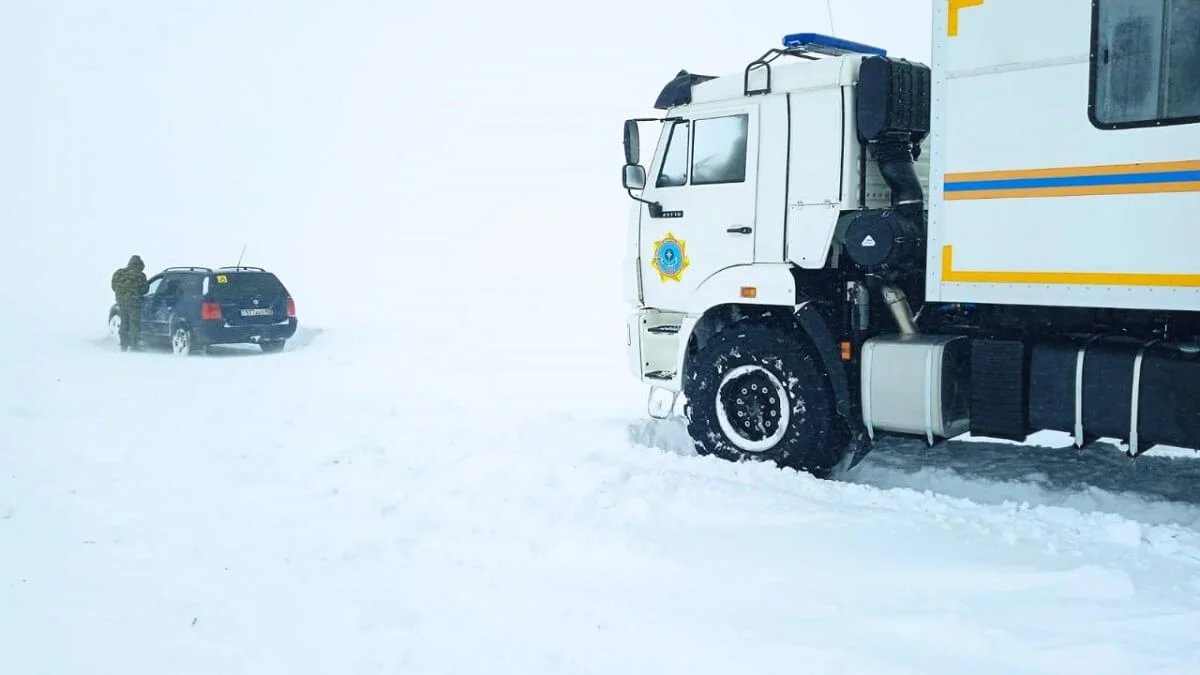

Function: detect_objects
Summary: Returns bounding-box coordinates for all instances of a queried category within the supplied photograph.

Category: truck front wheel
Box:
[683,322,846,478]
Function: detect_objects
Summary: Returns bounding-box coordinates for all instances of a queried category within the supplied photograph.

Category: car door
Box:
[636,102,759,311]
[175,274,204,324]
[143,274,181,337]
[138,275,164,337]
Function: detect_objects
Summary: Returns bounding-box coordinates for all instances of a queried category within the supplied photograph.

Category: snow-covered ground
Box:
[4,290,1200,673]
[5,1,1200,673]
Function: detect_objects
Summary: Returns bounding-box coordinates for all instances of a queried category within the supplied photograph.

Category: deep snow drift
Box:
[4,306,1200,673]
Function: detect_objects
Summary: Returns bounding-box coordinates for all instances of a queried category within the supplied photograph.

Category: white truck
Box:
[619,0,1200,478]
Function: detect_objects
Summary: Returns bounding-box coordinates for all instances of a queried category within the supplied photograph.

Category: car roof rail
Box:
[163,266,214,273]
[218,265,267,272]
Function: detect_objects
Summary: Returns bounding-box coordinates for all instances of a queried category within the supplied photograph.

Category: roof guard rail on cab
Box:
[744,32,889,96]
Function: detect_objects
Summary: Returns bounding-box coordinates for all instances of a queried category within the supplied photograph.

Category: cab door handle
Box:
[727,226,752,234]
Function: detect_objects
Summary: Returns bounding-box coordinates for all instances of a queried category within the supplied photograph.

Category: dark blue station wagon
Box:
[108,265,298,354]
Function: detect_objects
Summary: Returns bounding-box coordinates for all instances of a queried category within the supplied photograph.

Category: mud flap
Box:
[793,300,873,468]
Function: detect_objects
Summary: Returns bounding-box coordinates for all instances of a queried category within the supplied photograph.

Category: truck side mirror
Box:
[622,164,646,191]
[623,120,640,165]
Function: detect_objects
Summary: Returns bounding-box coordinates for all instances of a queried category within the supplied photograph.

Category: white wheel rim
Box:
[172,329,190,354]
[109,314,121,337]
[714,364,791,453]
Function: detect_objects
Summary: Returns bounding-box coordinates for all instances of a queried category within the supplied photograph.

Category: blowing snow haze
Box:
[0,0,928,329]
[9,2,1200,674]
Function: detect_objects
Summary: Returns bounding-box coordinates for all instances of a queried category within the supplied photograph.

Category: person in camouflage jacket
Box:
[111,254,149,351]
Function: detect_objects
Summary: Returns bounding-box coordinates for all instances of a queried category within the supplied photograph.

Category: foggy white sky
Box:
[0,1,930,324]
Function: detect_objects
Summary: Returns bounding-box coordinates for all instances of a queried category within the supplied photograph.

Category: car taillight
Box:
[286,298,296,317]
[201,301,223,320]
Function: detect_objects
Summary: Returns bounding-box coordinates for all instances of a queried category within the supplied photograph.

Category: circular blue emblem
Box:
[656,239,683,276]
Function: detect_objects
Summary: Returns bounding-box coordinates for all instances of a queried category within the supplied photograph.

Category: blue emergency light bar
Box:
[781,32,887,57]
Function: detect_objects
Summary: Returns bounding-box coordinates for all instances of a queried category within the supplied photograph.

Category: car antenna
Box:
[235,244,247,268]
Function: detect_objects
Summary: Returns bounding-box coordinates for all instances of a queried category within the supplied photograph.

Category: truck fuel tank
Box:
[861,333,972,444]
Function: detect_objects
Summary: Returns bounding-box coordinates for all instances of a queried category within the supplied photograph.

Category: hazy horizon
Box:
[1,0,931,329]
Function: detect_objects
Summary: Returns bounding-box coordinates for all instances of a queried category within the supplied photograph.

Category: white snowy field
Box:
[5,286,1200,673]
[5,1,1200,673]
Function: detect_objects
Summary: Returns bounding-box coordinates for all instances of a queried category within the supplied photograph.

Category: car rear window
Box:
[208,272,287,299]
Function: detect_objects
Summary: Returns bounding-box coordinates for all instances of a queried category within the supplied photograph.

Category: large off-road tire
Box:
[683,321,847,478]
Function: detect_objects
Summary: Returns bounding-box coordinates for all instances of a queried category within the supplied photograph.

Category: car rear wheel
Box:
[108,313,121,341]
[171,325,194,356]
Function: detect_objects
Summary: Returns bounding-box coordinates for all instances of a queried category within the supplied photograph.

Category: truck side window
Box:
[690,114,749,185]
[1091,0,1200,128]
[655,121,689,188]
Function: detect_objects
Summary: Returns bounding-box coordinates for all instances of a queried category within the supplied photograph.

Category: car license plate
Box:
[240,308,273,317]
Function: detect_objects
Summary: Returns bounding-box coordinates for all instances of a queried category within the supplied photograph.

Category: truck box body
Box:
[928,0,1200,311]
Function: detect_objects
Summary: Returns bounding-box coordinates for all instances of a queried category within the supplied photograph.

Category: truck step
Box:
[647,384,681,420]
[633,309,685,388]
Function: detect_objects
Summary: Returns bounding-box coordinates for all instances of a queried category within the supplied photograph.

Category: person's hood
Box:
[127,255,144,271]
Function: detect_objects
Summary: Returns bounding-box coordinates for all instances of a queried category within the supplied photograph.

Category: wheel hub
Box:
[714,364,791,453]
[172,328,190,354]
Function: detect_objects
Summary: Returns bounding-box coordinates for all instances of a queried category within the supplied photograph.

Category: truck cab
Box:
[623,38,930,316]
